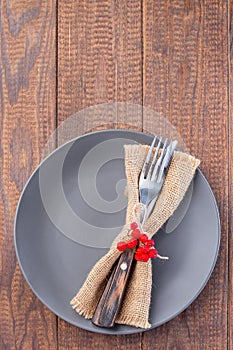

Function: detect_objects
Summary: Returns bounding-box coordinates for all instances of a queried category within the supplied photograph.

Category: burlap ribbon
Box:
[70,144,200,329]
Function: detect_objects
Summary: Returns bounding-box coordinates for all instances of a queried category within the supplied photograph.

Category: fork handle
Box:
[92,248,135,328]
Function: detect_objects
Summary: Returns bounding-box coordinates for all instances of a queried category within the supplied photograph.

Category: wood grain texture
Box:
[0,0,57,349]
[143,1,229,349]
[57,0,143,349]
[92,249,135,328]
[57,0,142,121]
[229,2,233,349]
[0,0,231,348]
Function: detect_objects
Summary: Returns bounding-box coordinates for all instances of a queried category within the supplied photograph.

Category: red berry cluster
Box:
[117,222,158,263]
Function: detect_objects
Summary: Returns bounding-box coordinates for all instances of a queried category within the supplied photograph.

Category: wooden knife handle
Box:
[92,248,135,328]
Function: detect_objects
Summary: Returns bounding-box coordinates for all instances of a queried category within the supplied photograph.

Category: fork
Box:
[139,137,177,222]
[92,136,177,328]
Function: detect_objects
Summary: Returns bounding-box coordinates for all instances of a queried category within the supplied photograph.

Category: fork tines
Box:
[140,136,177,184]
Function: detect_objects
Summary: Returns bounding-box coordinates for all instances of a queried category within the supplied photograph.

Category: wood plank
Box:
[229,1,233,349]
[143,0,229,349]
[57,0,143,348]
[0,0,57,349]
[57,0,142,124]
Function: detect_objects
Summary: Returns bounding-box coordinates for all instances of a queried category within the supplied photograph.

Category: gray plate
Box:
[14,130,220,335]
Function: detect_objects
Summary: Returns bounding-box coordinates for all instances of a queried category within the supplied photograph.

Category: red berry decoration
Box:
[134,253,142,261]
[130,222,138,230]
[135,247,143,255]
[145,239,155,247]
[141,253,150,262]
[136,247,143,254]
[136,246,150,254]
[117,241,128,251]
[136,253,149,262]
[117,222,162,262]
[148,248,158,258]
[139,233,149,243]
[127,237,138,248]
[131,228,141,239]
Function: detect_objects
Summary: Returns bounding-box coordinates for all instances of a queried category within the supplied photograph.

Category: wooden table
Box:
[0,0,231,349]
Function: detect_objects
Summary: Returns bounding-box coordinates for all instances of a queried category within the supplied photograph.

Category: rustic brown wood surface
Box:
[229,2,233,349]
[0,0,230,350]
[143,2,229,350]
[0,0,57,349]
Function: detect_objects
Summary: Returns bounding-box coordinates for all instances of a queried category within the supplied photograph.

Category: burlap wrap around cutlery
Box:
[71,144,200,329]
